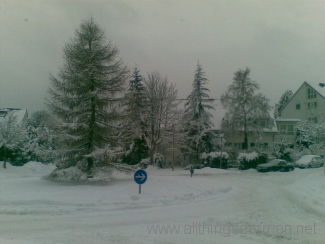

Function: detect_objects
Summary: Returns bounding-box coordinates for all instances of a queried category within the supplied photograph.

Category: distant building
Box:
[276,81,325,144]
[0,108,28,124]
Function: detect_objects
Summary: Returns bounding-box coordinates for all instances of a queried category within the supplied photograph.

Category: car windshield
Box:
[267,160,282,165]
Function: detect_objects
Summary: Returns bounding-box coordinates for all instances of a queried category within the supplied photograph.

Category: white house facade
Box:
[276,81,325,144]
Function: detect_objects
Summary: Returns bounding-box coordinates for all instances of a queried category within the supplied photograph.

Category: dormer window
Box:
[307,88,316,99]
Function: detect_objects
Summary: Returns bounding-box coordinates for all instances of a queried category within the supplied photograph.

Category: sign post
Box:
[134,169,147,194]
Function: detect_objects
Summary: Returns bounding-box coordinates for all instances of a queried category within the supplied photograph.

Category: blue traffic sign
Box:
[134,169,147,185]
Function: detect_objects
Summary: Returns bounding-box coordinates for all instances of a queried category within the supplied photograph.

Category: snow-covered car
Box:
[295,155,324,169]
[257,159,295,172]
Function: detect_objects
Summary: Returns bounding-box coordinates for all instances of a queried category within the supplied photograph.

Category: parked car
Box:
[257,159,295,172]
[295,155,324,169]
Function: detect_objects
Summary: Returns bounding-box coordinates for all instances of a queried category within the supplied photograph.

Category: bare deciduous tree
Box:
[142,72,178,164]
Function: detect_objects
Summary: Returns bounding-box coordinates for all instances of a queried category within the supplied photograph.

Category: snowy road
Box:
[0,162,325,243]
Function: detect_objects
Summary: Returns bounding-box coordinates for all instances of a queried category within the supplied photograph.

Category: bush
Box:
[0,147,27,166]
[267,141,294,162]
[139,158,150,169]
[201,152,229,169]
[154,153,169,168]
[238,151,267,170]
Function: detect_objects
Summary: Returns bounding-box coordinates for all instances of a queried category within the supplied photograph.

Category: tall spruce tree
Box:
[182,63,215,162]
[121,67,148,164]
[221,68,272,150]
[47,18,128,173]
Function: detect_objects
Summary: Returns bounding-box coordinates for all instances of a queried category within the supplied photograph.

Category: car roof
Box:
[297,155,320,161]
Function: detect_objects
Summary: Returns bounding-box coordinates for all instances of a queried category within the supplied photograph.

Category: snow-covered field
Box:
[0,162,325,244]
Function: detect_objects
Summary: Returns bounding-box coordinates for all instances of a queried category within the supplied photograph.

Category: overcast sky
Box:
[1,0,325,115]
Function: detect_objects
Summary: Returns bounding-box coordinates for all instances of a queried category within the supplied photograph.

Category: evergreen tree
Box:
[120,67,148,164]
[274,90,293,117]
[182,63,215,162]
[47,18,128,174]
[221,68,272,150]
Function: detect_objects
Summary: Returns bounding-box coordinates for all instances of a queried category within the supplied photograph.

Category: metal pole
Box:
[220,137,222,169]
[172,124,174,171]
[139,184,141,194]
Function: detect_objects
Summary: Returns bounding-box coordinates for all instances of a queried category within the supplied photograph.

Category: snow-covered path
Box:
[0,162,324,243]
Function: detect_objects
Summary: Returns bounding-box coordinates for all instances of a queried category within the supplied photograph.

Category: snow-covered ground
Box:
[0,162,324,244]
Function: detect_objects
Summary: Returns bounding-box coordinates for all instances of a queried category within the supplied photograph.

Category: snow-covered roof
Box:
[0,108,28,124]
[275,118,301,122]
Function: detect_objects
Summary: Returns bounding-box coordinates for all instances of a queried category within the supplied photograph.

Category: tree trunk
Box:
[243,120,248,149]
[87,157,93,172]
[149,148,154,165]
[244,129,248,150]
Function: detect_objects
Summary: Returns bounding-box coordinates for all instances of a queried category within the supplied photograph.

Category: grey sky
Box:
[1,0,325,115]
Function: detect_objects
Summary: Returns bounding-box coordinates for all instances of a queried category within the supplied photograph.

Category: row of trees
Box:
[42,17,218,179]
[3,17,302,179]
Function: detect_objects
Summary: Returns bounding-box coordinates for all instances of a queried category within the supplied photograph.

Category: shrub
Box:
[201,151,229,169]
[237,151,267,169]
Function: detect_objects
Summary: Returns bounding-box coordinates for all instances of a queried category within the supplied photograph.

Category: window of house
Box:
[308,102,317,109]
[280,125,286,134]
[260,120,266,128]
[287,125,294,134]
[296,104,300,110]
[308,88,317,99]
[250,143,255,147]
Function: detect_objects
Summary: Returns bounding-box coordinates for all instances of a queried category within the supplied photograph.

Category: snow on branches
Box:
[221,68,272,149]
[46,17,128,177]
[182,63,215,160]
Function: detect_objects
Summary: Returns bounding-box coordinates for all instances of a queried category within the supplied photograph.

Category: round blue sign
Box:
[134,169,147,184]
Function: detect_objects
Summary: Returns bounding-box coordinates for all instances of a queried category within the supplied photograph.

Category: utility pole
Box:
[172,124,174,171]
